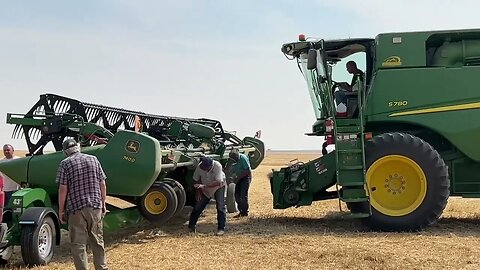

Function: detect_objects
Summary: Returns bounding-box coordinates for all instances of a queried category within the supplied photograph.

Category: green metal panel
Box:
[270,152,336,209]
[375,32,430,69]
[10,188,52,208]
[366,66,480,161]
[242,137,265,170]
[96,130,162,196]
[0,156,30,186]
[103,207,144,233]
[375,29,480,70]
[28,151,77,194]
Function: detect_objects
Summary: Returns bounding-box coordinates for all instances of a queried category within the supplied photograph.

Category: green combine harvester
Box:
[0,93,264,266]
[272,28,480,232]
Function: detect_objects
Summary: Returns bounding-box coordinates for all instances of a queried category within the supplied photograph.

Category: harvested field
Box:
[3,151,480,269]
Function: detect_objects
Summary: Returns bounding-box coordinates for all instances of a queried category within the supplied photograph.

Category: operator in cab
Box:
[334,60,364,106]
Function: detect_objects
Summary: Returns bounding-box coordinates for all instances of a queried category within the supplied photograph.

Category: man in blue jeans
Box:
[188,157,226,235]
[229,149,252,218]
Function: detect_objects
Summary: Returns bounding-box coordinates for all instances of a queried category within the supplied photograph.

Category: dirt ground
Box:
[3,152,480,270]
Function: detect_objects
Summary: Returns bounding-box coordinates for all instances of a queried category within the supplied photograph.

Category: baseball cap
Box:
[199,157,213,171]
[62,138,78,150]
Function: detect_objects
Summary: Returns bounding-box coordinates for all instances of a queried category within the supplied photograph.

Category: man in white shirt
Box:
[0,144,20,206]
[188,157,226,235]
[0,144,20,265]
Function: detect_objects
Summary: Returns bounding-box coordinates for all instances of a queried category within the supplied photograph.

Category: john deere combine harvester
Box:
[272,28,480,232]
[0,93,264,266]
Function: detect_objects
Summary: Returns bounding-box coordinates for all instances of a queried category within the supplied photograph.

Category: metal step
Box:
[341,197,369,203]
[337,149,362,153]
[339,181,365,187]
[336,126,361,133]
[341,212,370,219]
[338,165,363,170]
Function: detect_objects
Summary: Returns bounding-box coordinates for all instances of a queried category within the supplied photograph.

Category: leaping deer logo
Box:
[125,140,140,153]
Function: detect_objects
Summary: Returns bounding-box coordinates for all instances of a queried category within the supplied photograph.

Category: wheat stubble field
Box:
[3,151,480,269]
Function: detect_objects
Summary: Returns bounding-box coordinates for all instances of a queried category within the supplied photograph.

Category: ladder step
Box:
[339,182,365,187]
[341,197,369,203]
[335,118,361,126]
[337,127,361,133]
[338,165,363,170]
[337,149,362,153]
[341,212,370,219]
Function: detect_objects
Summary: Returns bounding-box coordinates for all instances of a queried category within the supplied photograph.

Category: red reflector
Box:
[365,132,373,140]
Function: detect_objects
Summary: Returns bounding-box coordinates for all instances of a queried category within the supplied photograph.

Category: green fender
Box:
[9,188,52,209]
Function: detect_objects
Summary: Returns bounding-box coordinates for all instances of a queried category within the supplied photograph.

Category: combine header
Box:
[0,93,264,266]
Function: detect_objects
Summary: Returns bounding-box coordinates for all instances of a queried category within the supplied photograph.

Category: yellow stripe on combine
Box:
[389,102,480,117]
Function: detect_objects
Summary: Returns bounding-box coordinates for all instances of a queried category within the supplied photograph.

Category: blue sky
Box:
[1,1,479,151]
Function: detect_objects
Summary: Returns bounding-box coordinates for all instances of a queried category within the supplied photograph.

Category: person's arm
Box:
[100,180,107,213]
[56,163,68,224]
[58,184,68,224]
[95,158,108,214]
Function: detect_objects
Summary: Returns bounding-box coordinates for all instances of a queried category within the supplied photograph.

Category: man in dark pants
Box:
[229,149,252,218]
[56,139,108,270]
[188,157,226,235]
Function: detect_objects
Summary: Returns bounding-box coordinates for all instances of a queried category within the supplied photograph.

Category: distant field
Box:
[3,152,480,269]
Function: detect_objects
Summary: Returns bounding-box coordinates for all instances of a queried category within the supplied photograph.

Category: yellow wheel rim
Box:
[144,191,167,215]
[366,155,427,216]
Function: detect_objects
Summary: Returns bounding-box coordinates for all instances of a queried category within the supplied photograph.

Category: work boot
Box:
[233,213,248,218]
[188,226,196,233]
[216,230,225,236]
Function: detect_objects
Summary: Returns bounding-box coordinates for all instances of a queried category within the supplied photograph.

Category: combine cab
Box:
[272,29,480,232]
[0,93,265,266]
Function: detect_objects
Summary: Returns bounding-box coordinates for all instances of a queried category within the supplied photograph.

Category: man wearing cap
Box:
[228,149,252,218]
[188,156,226,235]
[56,139,108,270]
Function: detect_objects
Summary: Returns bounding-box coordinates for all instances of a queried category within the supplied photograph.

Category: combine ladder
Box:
[334,87,371,218]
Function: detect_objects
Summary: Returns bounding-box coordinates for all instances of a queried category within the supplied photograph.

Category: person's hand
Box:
[102,205,107,217]
[59,210,67,224]
[339,82,348,88]
[194,184,205,189]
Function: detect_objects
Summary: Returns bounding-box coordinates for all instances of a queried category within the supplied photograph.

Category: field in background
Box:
[2,152,480,269]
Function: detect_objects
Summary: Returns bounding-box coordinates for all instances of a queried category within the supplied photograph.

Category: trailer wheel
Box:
[139,182,178,224]
[20,216,56,266]
[364,132,449,231]
[163,178,186,217]
[226,183,238,213]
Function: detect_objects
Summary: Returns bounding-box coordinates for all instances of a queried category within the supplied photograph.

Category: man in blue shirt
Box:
[228,149,252,218]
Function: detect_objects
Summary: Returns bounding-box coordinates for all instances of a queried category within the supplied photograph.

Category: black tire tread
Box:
[364,132,450,231]
[163,178,187,217]
[139,182,178,224]
[20,216,56,266]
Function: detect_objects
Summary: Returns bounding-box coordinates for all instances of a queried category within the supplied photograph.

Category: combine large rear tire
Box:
[163,178,187,217]
[139,182,178,224]
[363,132,449,231]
